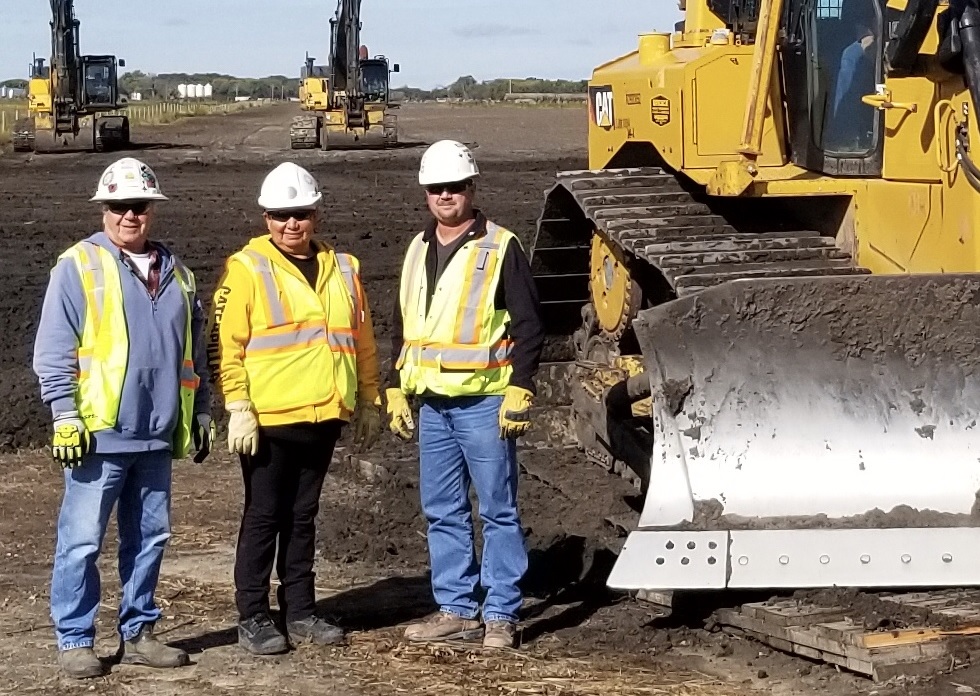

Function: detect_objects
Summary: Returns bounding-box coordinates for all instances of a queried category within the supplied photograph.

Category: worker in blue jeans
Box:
[33,158,214,679]
[385,140,544,649]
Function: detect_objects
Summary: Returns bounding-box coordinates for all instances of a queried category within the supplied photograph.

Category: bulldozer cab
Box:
[782,0,885,175]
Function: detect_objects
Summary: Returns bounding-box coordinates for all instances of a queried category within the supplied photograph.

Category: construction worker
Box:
[32,157,214,679]
[387,140,544,649]
[209,162,382,655]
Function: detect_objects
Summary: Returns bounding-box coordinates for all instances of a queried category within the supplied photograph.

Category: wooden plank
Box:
[753,603,850,627]
[717,607,954,681]
[860,626,980,649]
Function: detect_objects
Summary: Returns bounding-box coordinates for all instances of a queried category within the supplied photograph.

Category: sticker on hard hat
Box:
[102,171,114,186]
[108,183,118,193]
[589,86,614,129]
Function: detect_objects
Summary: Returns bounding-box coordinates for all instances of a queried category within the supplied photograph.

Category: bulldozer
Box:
[13,0,129,153]
[530,0,980,593]
[289,0,399,150]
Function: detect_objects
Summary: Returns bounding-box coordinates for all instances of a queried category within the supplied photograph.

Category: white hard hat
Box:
[418,139,480,186]
[91,157,168,202]
[258,162,322,210]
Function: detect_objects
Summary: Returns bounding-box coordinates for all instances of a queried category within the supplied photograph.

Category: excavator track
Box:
[290,115,320,150]
[529,167,869,486]
[12,118,36,153]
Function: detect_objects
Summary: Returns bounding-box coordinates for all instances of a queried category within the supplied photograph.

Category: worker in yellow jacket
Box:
[387,141,544,649]
[208,162,382,655]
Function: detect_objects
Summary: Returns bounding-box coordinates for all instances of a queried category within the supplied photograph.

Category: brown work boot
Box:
[404,611,483,642]
[483,620,518,649]
[58,647,104,679]
[119,624,189,668]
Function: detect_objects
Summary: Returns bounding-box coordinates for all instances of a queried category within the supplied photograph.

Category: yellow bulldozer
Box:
[14,0,129,153]
[289,0,399,150]
[530,0,980,593]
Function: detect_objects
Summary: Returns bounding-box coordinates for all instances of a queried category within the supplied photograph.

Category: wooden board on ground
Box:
[716,597,980,681]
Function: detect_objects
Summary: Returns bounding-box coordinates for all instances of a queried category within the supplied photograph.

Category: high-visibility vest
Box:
[61,241,198,458]
[396,221,515,397]
[231,241,362,414]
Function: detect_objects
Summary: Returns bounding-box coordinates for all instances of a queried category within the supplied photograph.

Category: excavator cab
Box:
[79,56,122,110]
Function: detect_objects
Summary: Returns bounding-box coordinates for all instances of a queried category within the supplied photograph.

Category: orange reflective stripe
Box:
[242,250,293,326]
[180,359,199,390]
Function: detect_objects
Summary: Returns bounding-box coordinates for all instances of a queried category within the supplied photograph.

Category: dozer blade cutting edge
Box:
[608,273,980,591]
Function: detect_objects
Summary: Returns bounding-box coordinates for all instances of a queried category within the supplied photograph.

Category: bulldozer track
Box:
[528,166,870,486]
[530,167,869,356]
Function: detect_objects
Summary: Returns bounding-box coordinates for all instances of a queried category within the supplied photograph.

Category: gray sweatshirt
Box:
[32,232,210,454]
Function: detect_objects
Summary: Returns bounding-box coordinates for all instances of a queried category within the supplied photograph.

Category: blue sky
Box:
[0,1,682,88]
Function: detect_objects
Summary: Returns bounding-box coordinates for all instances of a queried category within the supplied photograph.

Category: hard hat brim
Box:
[91,193,169,202]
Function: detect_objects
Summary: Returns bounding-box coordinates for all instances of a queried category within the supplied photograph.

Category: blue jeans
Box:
[419,395,527,623]
[50,450,173,651]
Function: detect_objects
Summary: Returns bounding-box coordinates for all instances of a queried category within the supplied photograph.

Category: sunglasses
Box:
[106,201,151,215]
[266,209,314,222]
[425,181,470,196]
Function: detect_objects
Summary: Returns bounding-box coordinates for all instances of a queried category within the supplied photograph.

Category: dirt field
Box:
[0,103,975,696]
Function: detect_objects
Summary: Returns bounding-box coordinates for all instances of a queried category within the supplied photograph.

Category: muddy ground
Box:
[0,103,977,696]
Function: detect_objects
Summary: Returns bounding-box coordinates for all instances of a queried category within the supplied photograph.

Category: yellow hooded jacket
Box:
[208,235,380,427]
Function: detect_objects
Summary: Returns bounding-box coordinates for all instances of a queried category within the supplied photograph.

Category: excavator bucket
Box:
[608,273,980,591]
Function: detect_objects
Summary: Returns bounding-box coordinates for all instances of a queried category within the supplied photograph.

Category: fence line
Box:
[0,99,272,137]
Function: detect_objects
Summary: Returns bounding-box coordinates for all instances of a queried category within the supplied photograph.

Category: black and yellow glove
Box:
[385,388,415,441]
[499,386,533,440]
[51,412,90,469]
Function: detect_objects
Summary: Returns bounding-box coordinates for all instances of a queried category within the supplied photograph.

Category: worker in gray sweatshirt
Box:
[32,157,213,680]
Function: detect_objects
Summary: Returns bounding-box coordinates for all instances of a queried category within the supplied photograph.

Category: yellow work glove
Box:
[385,387,415,441]
[226,400,260,456]
[51,411,89,469]
[351,399,382,451]
[499,386,534,440]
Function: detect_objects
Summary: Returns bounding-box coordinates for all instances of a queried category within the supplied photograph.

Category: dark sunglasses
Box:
[106,201,151,215]
[425,180,470,196]
[266,209,314,222]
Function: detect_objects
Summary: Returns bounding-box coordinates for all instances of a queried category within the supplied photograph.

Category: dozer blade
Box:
[608,273,980,591]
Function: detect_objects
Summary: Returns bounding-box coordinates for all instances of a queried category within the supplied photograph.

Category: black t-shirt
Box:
[272,242,319,288]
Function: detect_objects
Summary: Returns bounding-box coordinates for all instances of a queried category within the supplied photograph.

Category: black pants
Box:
[234,420,342,621]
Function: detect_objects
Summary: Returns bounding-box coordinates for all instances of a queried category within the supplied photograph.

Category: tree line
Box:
[2,73,588,101]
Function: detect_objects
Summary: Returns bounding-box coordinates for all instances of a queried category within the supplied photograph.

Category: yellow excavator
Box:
[14,0,129,153]
[290,0,399,150]
[531,0,980,593]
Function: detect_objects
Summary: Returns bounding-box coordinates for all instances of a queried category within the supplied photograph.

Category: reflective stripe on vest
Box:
[397,222,515,397]
[62,241,198,458]
[233,243,360,413]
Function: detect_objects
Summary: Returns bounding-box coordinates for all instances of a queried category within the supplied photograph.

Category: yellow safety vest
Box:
[396,221,515,397]
[61,241,198,458]
[231,241,362,415]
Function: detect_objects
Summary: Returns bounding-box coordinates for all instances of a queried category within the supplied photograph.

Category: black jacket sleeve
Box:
[496,240,545,394]
[388,284,404,390]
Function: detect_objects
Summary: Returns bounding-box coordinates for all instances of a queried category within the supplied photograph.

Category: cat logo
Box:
[589,85,615,129]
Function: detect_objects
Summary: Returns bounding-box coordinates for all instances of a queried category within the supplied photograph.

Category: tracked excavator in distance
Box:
[290,0,399,150]
[530,0,980,594]
[13,0,129,153]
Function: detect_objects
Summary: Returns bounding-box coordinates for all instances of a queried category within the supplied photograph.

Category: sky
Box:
[0,1,682,88]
